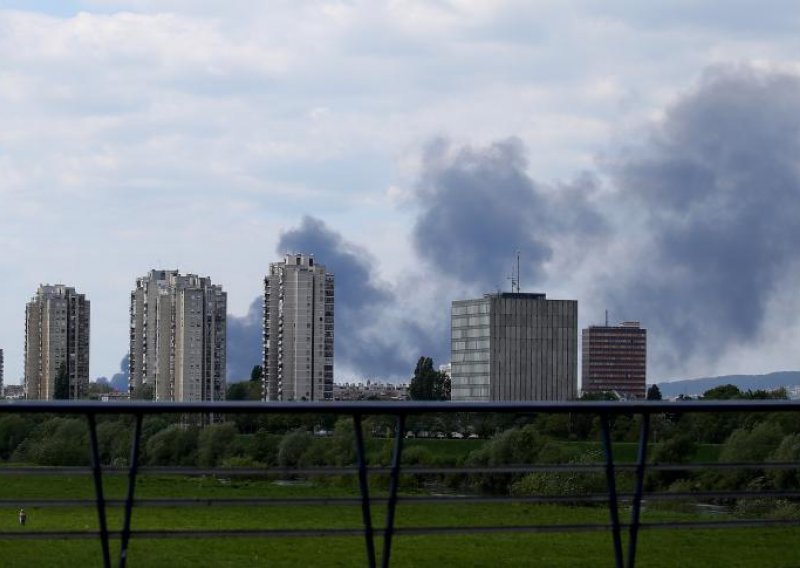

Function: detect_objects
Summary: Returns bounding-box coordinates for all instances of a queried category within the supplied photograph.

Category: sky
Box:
[2,1,800,386]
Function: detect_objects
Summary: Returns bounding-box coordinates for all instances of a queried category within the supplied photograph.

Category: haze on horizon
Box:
[1,1,799,386]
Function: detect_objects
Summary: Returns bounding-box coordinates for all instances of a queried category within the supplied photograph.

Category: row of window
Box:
[452,362,490,373]
[451,302,489,316]
[452,328,490,339]
[452,315,490,328]
[451,351,489,363]
[452,340,490,350]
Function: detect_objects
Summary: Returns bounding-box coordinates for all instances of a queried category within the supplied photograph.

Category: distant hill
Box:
[657,371,800,398]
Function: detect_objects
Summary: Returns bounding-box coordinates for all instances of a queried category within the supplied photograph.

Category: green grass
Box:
[1,474,798,566]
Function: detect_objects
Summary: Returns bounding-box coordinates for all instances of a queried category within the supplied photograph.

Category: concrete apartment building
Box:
[0,348,4,396]
[582,321,647,399]
[450,292,578,402]
[25,284,90,400]
[129,270,227,402]
[263,253,334,401]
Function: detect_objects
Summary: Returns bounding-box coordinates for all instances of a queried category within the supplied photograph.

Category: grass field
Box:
[1,474,798,567]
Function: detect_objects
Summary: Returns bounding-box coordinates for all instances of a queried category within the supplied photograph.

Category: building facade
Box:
[129,270,227,402]
[25,285,90,400]
[263,254,334,401]
[451,293,578,402]
[0,348,4,396]
[582,321,647,399]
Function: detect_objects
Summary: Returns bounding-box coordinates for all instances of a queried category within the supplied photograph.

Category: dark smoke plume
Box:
[226,297,262,382]
[605,66,800,368]
[412,137,605,292]
[278,216,440,378]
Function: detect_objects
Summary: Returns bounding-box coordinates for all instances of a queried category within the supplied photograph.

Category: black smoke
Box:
[110,354,129,392]
[605,66,800,368]
[413,137,605,292]
[278,216,440,378]
[226,297,262,382]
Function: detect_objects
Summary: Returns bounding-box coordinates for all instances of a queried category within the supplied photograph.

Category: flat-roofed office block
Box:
[582,321,647,399]
[451,293,577,401]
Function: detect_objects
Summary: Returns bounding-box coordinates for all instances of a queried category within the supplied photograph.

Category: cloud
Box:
[412,137,606,293]
[604,65,800,371]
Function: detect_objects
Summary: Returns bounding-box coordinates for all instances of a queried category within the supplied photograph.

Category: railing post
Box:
[626,412,650,568]
[381,413,406,568]
[353,413,377,568]
[119,413,144,568]
[600,413,624,568]
[87,412,112,568]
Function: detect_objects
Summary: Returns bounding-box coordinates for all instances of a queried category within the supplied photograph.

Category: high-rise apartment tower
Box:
[263,254,334,401]
[582,321,647,399]
[450,293,578,402]
[129,270,227,402]
[0,348,4,396]
[25,285,90,400]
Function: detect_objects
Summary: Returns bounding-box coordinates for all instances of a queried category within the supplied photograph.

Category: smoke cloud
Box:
[226,297,263,382]
[224,65,800,382]
[605,66,800,370]
[278,216,439,379]
[413,137,605,292]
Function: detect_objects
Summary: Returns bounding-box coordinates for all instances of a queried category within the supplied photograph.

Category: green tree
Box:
[53,363,70,400]
[702,384,742,399]
[646,384,662,400]
[226,381,260,401]
[197,423,238,466]
[277,429,313,467]
[87,381,113,400]
[0,415,35,459]
[145,425,199,466]
[13,418,89,466]
[409,357,449,400]
[250,365,263,382]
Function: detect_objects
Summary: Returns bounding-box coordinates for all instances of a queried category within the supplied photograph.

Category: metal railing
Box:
[1,399,799,568]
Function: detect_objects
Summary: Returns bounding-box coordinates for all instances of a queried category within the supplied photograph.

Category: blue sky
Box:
[2,1,800,385]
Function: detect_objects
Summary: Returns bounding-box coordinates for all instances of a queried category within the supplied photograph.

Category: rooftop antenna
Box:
[506,251,521,293]
[605,309,609,326]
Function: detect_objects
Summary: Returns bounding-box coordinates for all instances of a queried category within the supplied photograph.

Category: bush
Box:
[0,415,35,460]
[13,418,89,466]
[197,423,239,467]
[145,425,199,466]
[510,449,605,498]
[278,429,313,468]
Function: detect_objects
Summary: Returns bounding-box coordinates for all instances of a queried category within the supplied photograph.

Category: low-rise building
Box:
[333,381,409,401]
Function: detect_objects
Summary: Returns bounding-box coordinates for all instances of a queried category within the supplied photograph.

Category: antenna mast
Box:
[507,251,521,293]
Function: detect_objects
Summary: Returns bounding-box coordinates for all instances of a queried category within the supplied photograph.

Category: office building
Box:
[582,321,647,399]
[25,285,90,400]
[129,270,227,402]
[263,253,334,401]
[450,293,578,401]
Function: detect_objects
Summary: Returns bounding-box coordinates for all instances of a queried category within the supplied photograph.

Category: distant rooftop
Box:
[485,292,546,300]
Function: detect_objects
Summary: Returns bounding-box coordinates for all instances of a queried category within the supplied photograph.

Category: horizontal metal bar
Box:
[4,489,800,510]
[0,525,618,541]
[2,399,799,415]
[4,517,799,542]
[3,461,796,479]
